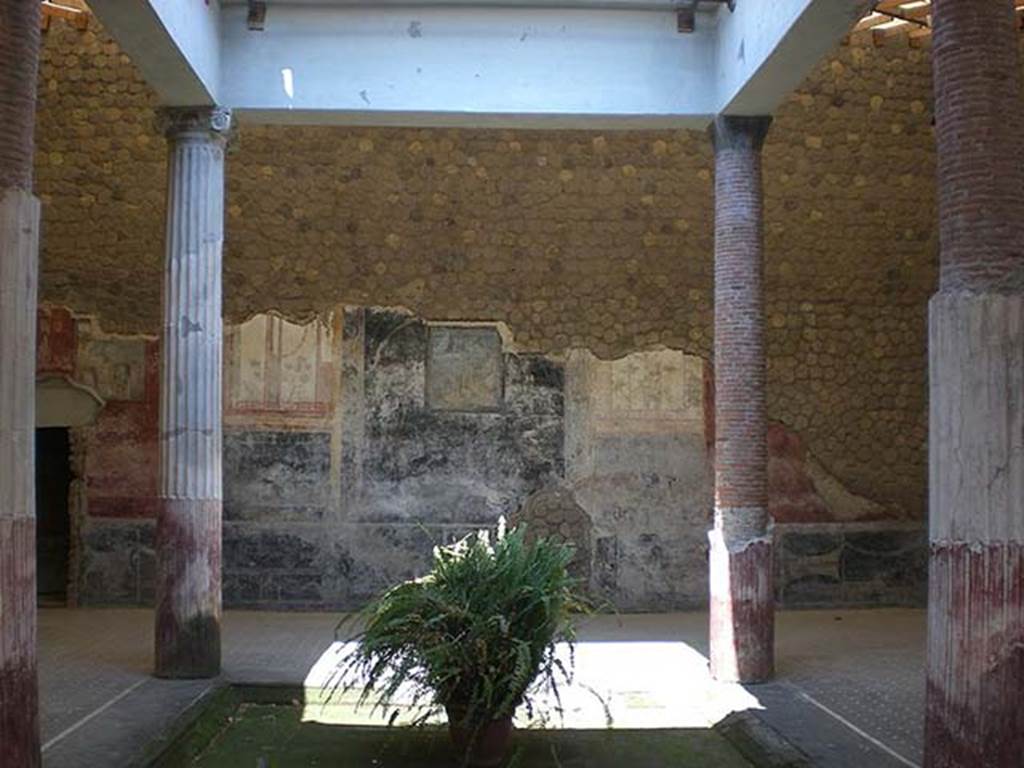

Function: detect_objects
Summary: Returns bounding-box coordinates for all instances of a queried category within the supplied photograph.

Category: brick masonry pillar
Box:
[154,107,230,679]
[708,115,774,684]
[0,1,43,766]
[926,2,1024,766]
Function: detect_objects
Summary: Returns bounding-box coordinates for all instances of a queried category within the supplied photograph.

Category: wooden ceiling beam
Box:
[858,1,1024,38]
[41,1,90,30]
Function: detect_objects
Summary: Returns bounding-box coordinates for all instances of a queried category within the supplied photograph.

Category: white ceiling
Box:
[88,0,868,127]
[218,0,708,9]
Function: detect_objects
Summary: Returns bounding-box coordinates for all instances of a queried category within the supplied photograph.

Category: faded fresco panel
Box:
[234,314,268,405]
[37,305,77,376]
[225,313,333,415]
[590,349,705,436]
[565,348,713,609]
[426,326,503,412]
[279,318,322,405]
[76,336,147,402]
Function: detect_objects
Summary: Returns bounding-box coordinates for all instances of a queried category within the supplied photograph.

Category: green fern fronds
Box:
[328,522,588,732]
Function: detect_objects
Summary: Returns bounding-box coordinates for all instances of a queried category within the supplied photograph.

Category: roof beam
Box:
[718,0,874,116]
[88,0,221,106]
[85,0,877,129]
[218,4,717,129]
[41,2,89,30]
[220,0,710,9]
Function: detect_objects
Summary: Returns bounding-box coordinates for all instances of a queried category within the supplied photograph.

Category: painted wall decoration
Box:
[591,350,705,435]
[36,305,925,611]
[225,313,333,415]
[566,349,714,609]
[426,326,504,412]
[37,305,76,376]
[76,333,147,403]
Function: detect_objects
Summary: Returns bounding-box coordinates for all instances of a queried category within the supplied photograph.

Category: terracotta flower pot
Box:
[446,708,514,767]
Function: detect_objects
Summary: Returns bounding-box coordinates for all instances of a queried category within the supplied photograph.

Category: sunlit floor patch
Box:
[302,639,762,729]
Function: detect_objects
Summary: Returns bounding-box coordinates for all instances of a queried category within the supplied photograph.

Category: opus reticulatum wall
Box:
[33,17,935,610]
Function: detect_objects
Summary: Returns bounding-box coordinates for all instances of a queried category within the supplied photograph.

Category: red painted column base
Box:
[709,536,774,683]
[154,499,222,679]
[0,517,41,768]
[925,542,1024,768]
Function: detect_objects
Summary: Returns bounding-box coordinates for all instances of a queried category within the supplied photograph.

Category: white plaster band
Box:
[929,292,1024,544]
[708,512,770,552]
[713,505,770,547]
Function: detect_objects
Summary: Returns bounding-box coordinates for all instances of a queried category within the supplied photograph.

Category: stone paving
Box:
[39,608,924,768]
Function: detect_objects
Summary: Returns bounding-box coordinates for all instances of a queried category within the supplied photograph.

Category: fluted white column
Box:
[154,106,229,679]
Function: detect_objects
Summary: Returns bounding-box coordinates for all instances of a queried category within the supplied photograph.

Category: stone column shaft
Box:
[0,190,41,768]
[154,107,229,679]
[0,1,43,765]
[708,115,774,684]
[926,2,1024,765]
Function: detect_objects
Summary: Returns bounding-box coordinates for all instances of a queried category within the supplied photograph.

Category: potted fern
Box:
[333,520,586,766]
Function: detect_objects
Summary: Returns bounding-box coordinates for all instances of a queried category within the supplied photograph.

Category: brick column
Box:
[925,2,1024,765]
[154,107,230,679]
[708,115,773,684]
[0,2,43,766]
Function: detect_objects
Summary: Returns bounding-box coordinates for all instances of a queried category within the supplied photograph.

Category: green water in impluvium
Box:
[191,703,755,767]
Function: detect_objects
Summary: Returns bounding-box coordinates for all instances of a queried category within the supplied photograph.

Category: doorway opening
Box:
[36,426,73,605]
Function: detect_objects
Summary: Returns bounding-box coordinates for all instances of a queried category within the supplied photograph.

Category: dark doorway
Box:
[36,427,73,605]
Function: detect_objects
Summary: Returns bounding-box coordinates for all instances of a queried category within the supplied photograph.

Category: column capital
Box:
[709,115,773,153]
[156,106,232,141]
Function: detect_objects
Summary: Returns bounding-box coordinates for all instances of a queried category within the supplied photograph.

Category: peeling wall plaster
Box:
[38,304,924,610]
